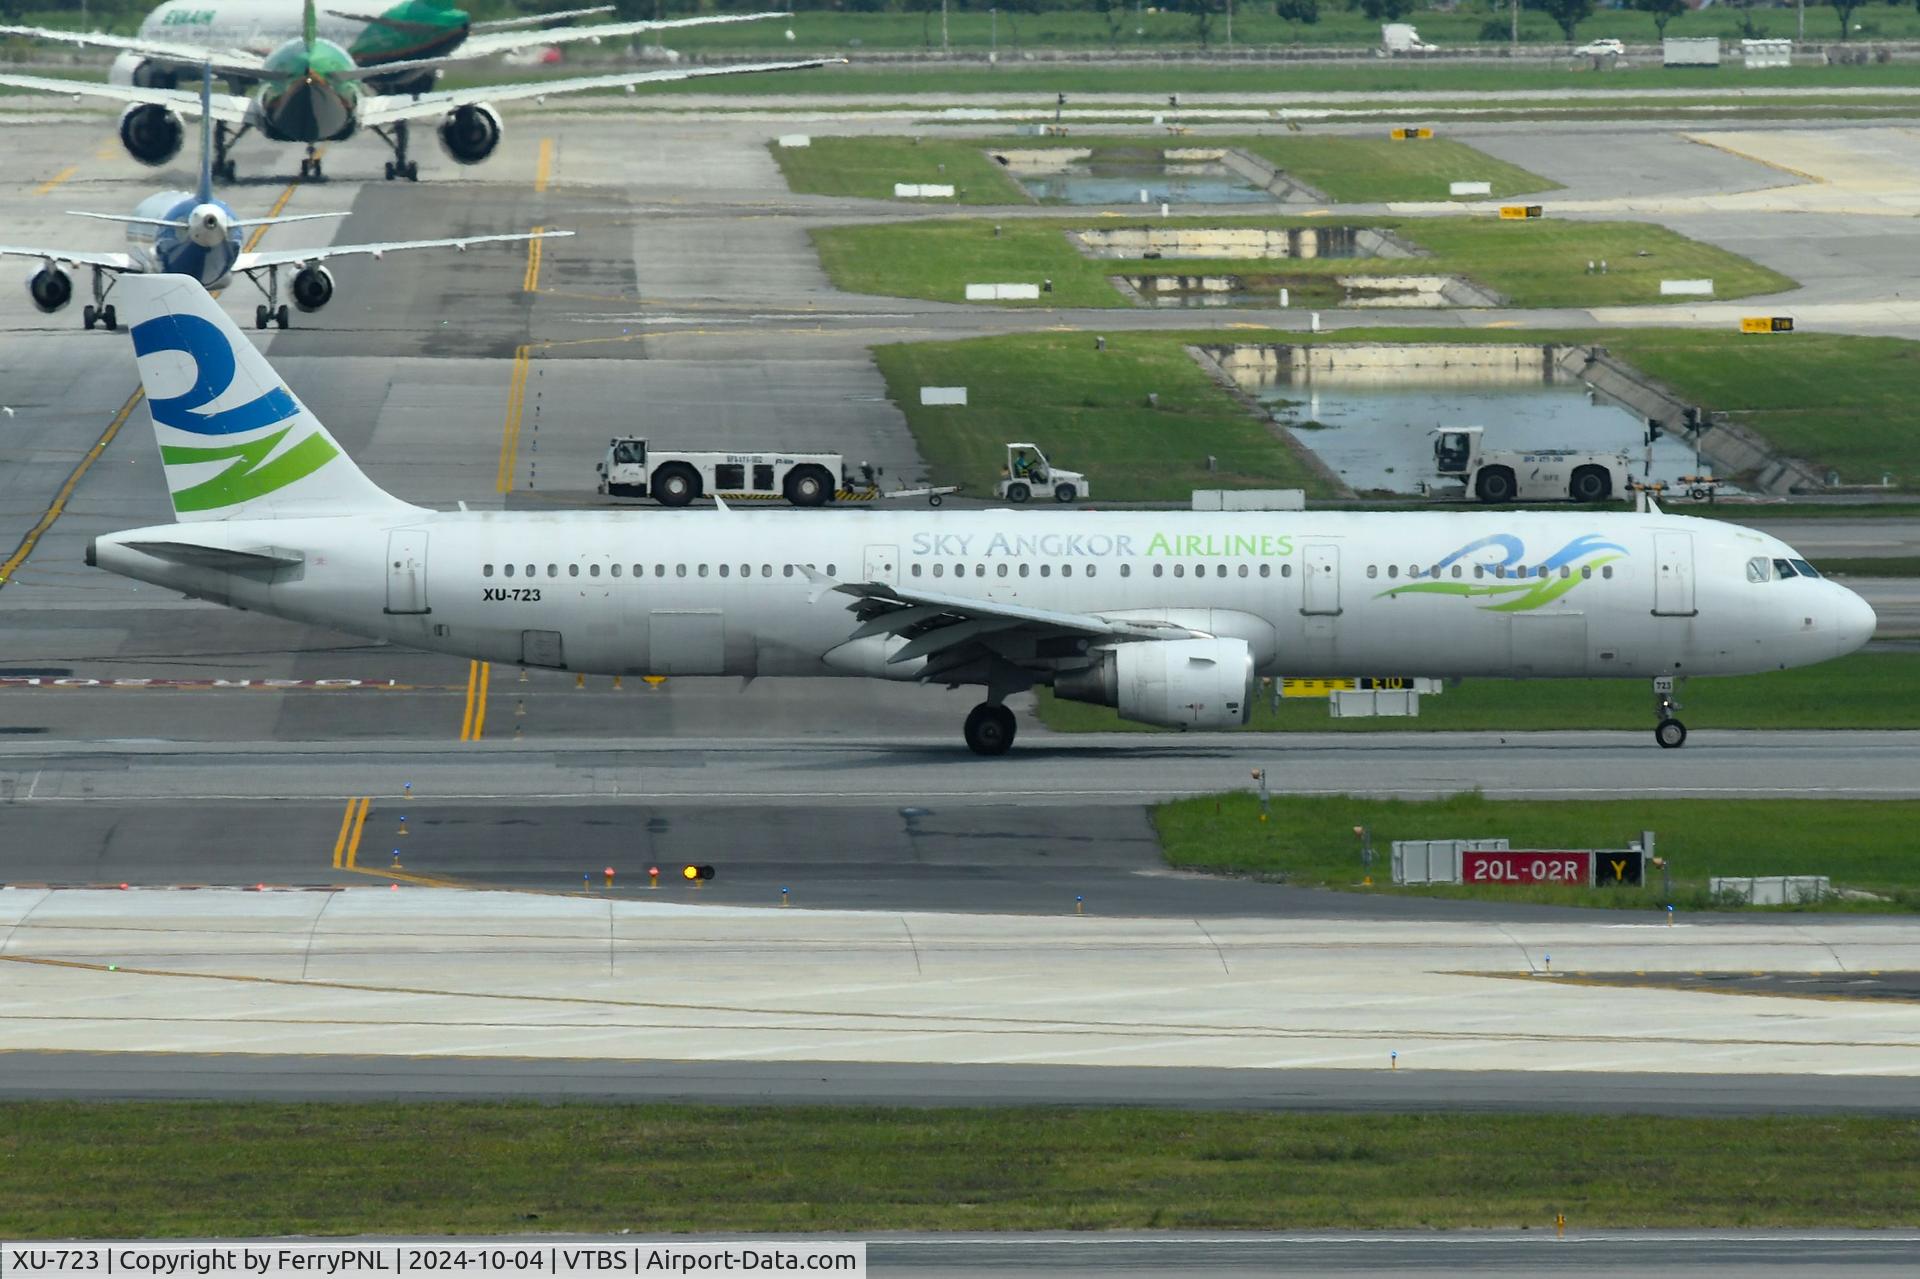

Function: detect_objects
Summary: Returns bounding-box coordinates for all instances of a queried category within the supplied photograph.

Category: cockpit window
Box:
[1790,558,1821,579]
[1747,557,1771,583]
[1773,558,1798,579]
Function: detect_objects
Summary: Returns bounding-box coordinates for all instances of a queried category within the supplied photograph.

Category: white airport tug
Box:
[994,442,1091,504]
[1432,427,1633,504]
[598,439,869,507]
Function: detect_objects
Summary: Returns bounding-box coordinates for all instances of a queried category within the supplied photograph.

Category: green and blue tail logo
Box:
[133,311,340,514]
[121,274,406,522]
[1378,532,1627,612]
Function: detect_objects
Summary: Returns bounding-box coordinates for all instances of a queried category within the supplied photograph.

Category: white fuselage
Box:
[92,508,1875,684]
[139,0,376,55]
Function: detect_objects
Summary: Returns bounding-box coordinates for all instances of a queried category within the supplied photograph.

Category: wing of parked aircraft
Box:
[356,58,837,127]
[234,228,573,273]
[455,11,788,59]
[0,244,138,272]
[466,6,613,33]
[0,72,254,123]
[0,26,267,79]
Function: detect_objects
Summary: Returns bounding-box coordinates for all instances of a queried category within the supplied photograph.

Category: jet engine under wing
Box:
[0,244,138,272]
[234,228,573,273]
[356,59,840,126]
[455,11,789,59]
[0,73,254,123]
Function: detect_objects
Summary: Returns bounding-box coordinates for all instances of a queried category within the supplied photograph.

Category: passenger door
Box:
[384,530,429,615]
[1653,533,1696,617]
[1302,544,1340,615]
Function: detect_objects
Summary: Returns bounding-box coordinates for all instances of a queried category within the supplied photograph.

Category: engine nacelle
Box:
[27,265,73,313]
[437,103,503,165]
[291,264,335,312]
[119,103,185,166]
[1054,637,1254,730]
[110,50,178,89]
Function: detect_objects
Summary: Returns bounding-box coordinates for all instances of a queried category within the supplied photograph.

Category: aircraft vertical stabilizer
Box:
[118,274,416,522]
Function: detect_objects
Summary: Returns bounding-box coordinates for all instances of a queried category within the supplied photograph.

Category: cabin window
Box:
[973,564,983,577]
[654,565,665,577]
[762,565,772,577]
[569,564,580,578]
[544,564,556,578]
[611,564,621,578]
[1121,564,1132,578]
[741,565,750,578]
[1019,563,1030,578]
[1041,565,1052,578]
[1173,565,1184,579]
[1262,564,1274,579]
[911,564,923,577]
[1237,564,1248,578]
[1451,565,1463,579]
[483,564,494,578]
[676,564,687,578]
[525,564,535,578]
[1366,565,1378,579]
[784,564,795,578]
[1602,566,1614,579]
[1747,557,1771,583]
[1581,566,1591,580]
[502,564,513,578]
[996,563,1009,578]
[1215,565,1226,578]
[1558,566,1569,580]
[1086,565,1097,578]
[1474,566,1485,579]
[828,564,838,576]
[1153,564,1164,578]
[699,564,710,577]
[1387,565,1398,579]
[719,564,730,578]
[1062,565,1073,578]
[933,564,945,578]
[589,564,600,578]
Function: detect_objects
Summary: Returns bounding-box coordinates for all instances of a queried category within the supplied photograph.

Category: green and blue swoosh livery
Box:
[1377,532,1628,612]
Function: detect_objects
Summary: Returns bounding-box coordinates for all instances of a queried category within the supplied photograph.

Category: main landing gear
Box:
[81,267,117,331]
[211,121,247,182]
[964,702,1017,757]
[1653,675,1687,749]
[245,265,291,329]
[374,122,419,181]
[298,145,324,180]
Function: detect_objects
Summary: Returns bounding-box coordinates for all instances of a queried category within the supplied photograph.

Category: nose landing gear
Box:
[963,702,1016,756]
[1653,675,1687,749]
[298,146,324,180]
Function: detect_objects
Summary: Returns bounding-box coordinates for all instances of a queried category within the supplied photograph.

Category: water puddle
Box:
[993,146,1274,205]
[1117,273,1494,309]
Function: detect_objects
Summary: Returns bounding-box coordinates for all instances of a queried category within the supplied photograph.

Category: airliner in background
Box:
[0,0,825,181]
[1,74,566,329]
[92,275,1877,755]
[5,0,785,95]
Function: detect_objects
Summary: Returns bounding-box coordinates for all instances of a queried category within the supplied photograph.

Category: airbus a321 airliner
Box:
[91,276,1877,755]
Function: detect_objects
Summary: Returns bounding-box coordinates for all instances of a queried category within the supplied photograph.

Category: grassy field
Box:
[809,215,1792,311]
[5,1103,1919,1234]
[874,332,1332,500]
[773,135,1553,205]
[1155,792,1920,910]
[1604,330,1920,491]
[1820,556,1920,577]
[1036,651,1920,735]
[770,135,1026,204]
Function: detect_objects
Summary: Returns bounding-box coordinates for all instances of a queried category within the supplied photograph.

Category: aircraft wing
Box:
[819,574,1203,679]
[234,228,572,272]
[469,7,613,33]
[0,73,254,123]
[0,25,267,78]
[0,244,138,272]
[456,11,787,59]
[356,58,838,126]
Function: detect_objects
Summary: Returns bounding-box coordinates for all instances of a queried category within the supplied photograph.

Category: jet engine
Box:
[26,265,73,313]
[118,103,185,166]
[109,50,178,89]
[1054,637,1255,730]
[436,104,503,165]
[291,264,335,312]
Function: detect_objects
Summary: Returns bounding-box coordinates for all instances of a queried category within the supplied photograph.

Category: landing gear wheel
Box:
[311,158,322,180]
[1054,483,1077,503]
[1655,718,1688,750]
[82,304,97,331]
[1005,481,1030,504]
[100,305,117,331]
[255,304,270,330]
[964,703,1016,756]
[384,160,396,181]
[275,304,290,330]
[298,158,310,178]
[404,160,418,181]
[219,159,236,182]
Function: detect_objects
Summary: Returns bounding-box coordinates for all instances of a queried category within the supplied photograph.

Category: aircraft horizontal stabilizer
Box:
[121,541,305,573]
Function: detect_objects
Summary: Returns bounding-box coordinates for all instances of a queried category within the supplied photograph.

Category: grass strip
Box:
[1818,556,1920,578]
[1154,792,1920,910]
[3,1103,1918,1234]
[1036,652,1920,735]
[874,331,1334,500]
[809,214,1793,311]
[770,135,1027,204]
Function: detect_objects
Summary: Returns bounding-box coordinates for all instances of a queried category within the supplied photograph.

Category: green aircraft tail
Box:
[303,0,318,49]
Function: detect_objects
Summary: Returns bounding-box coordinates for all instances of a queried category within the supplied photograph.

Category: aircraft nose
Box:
[1833,586,1877,654]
